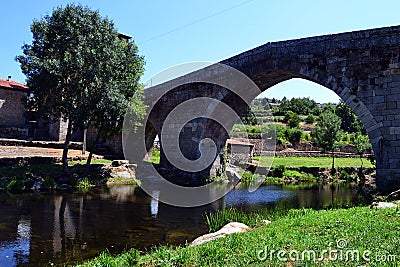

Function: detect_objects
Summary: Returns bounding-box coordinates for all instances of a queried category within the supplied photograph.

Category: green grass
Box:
[77,206,400,266]
[283,169,318,182]
[69,158,112,166]
[151,148,160,164]
[204,207,287,233]
[106,177,139,185]
[254,156,374,168]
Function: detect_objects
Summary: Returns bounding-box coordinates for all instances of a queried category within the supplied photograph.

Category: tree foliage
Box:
[284,111,300,128]
[279,97,319,116]
[312,110,342,168]
[335,100,364,134]
[353,133,372,168]
[17,4,145,175]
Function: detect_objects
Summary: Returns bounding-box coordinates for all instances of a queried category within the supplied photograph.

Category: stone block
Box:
[387,101,398,109]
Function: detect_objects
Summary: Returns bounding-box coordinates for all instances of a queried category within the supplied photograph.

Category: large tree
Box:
[353,133,372,170]
[17,4,145,175]
[335,100,364,134]
[312,110,342,169]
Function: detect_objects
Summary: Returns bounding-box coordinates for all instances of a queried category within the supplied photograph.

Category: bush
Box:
[284,111,300,128]
[273,165,286,177]
[283,170,316,182]
[301,132,312,142]
[246,125,261,134]
[284,127,303,143]
[305,114,316,123]
[340,170,351,180]
[42,176,57,190]
[6,179,29,193]
[241,171,254,182]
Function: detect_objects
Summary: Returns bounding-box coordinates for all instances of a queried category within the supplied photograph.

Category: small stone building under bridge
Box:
[226,138,254,165]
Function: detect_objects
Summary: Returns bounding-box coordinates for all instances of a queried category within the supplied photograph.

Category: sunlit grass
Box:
[151,148,160,164]
[77,206,400,267]
[254,156,374,168]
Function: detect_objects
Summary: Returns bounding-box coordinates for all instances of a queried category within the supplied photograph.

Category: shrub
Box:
[42,176,57,190]
[283,170,316,182]
[305,114,316,123]
[273,165,286,177]
[284,128,303,143]
[301,132,312,142]
[284,111,301,128]
[6,179,29,193]
[340,170,351,180]
[76,177,94,189]
[241,171,254,182]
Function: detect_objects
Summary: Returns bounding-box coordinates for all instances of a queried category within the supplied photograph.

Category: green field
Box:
[254,156,374,168]
[77,206,400,266]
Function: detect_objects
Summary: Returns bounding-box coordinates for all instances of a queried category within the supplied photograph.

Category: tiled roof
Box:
[0,78,29,92]
[226,139,254,146]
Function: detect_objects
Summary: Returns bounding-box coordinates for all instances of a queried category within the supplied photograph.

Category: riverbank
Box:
[0,159,140,192]
[77,205,400,266]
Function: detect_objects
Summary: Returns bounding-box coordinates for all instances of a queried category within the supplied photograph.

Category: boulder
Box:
[111,160,130,167]
[370,202,398,209]
[102,162,137,179]
[226,166,241,182]
[191,222,249,246]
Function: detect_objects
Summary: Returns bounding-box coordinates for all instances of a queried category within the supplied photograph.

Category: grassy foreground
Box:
[254,156,374,168]
[77,206,400,266]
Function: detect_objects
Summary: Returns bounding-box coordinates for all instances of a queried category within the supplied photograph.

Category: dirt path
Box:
[0,146,92,159]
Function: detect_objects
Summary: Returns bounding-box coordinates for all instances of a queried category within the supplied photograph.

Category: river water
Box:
[0,182,362,266]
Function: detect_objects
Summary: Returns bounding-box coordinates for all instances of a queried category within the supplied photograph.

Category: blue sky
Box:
[1,0,400,103]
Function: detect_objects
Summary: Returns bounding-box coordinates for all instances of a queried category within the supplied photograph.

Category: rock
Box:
[113,171,134,179]
[370,202,398,209]
[111,160,129,167]
[102,162,137,178]
[261,220,271,225]
[387,189,400,201]
[226,166,241,182]
[191,222,249,246]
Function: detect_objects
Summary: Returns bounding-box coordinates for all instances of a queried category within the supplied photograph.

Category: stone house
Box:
[0,77,29,138]
[226,138,254,165]
[0,77,82,142]
[0,76,124,158]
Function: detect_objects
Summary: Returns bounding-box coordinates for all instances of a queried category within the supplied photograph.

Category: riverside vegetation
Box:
[77,206,400,267]
[0,159,140,193]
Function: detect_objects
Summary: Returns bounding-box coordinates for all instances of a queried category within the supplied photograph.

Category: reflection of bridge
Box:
[134,25,400,193]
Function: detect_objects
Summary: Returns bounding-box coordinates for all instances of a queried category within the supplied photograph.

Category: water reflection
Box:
[100,185,137,202]
[150,191,160,218]
[0,216,31,267]
[0,183,361,266]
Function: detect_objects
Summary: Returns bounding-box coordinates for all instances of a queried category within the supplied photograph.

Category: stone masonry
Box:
[0,79,29,139]
[136,25,400,192]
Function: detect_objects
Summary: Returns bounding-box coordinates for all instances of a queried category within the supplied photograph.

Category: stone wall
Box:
[0,88,27,128]
[0,127,28,139]
[48,118,69,141]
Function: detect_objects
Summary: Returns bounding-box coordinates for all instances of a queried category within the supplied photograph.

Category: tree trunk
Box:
[84,129,101,175]
[331,150,335,169]
[62,119,73,175]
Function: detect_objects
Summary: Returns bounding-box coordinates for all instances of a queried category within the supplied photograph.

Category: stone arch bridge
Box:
[127,25,400,193]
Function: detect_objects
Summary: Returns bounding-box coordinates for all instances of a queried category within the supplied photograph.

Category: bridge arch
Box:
[135,25,400,193]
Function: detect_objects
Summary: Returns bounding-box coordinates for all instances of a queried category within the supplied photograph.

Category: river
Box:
[0,182,363,266]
